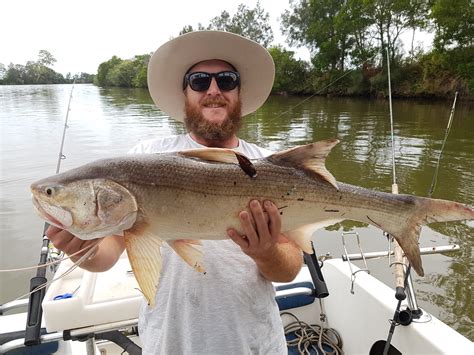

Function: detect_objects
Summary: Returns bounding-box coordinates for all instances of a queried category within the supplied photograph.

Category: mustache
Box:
[200,97,227,106]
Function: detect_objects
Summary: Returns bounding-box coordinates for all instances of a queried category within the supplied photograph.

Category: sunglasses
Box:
[183,71,240,92]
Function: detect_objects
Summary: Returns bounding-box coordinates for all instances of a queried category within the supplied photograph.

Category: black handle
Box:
[303,242,329,298]
[24,232,50,346]
[24,276,47,346]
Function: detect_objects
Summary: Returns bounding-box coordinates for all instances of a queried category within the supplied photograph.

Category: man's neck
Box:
[189,132,239,149]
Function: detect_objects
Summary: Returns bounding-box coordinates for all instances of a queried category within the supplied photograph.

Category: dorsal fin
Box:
[179,148,257,178]
[268,139,339,190]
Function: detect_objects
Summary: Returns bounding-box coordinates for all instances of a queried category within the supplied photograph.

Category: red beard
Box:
[184,97,242,142]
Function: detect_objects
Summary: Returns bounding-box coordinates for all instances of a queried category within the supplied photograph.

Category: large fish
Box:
[31,140,474,306]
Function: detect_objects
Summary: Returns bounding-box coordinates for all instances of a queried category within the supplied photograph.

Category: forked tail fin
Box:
[377,196,474,277]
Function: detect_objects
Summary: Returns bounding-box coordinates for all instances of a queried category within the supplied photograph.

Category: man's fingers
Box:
[239,210,259,247]
[227,229,249,249]
[264,200,281,240]
[250,200,271,241]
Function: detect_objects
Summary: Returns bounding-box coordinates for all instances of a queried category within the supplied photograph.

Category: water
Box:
[0,84,472,339]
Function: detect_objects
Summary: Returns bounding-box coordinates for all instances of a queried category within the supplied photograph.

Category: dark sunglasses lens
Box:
[216,72,239,91]
[189,73,211,91]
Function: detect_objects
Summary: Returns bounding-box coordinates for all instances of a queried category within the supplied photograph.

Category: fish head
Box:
[31,178,138,240]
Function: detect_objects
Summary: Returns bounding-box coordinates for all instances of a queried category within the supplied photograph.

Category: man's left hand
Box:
[227,199,287,261]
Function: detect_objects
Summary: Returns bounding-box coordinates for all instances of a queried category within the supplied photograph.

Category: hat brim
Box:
[147,31,275,122]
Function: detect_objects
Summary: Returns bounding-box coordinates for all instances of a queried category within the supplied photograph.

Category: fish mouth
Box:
[31,195,69,229]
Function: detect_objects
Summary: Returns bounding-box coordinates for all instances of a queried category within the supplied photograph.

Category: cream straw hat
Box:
[147,30,275,122]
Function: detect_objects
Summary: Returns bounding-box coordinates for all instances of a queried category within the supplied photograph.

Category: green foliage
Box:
[268,46,310,94]
[184,1,274,47]
[0,50,94,85]
[96,56,123,86]
[37,50,56,67]
[418,48,474,94]
[6,2,465,99]
[95,54,150,88]
[179,23,205,35]
[431,0,473,50]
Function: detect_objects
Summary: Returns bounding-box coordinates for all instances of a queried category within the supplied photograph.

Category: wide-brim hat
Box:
[147,30,275,122]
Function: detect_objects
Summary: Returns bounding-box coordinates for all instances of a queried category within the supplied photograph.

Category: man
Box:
[47,31,303,354]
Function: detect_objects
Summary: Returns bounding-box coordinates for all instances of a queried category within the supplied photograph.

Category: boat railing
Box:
[340,230,460,323]
[0,299,29,315]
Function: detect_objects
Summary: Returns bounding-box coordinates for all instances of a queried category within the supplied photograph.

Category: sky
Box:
[1,0,432,76]
[1,0,303,75]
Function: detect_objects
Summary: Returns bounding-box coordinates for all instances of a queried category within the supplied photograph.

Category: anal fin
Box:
[168,239,206,273]
[286,219,342,254]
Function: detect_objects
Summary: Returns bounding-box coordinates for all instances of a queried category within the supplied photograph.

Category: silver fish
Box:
[31,140,474,306]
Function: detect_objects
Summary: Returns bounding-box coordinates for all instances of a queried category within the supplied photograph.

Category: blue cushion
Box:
[275,281,315,310]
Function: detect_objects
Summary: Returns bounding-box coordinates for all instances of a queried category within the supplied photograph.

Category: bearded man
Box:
[47,31,303,354]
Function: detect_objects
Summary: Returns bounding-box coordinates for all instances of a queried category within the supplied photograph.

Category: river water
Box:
[0,84,472,339]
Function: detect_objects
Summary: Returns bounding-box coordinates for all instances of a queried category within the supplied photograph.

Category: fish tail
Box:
[376,196,474,277]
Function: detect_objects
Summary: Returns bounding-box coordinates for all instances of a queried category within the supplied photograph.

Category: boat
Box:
[1,55,471,355]
[1,235,472,354]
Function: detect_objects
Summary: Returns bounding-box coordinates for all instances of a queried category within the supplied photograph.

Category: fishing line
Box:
[0,242,97,273]
[427,92,458,198]
[11,239,103,302]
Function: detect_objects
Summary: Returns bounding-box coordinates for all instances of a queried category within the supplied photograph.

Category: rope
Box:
[282,312,344,355]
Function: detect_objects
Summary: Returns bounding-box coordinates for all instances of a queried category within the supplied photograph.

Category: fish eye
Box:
[45,187,54,196]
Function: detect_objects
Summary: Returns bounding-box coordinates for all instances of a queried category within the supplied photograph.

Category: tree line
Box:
[2,1,472,99]
[0,50,94,85]
[94,0,472,99]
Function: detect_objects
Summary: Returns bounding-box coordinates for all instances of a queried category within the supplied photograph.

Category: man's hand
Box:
[227,200,302,282]
[46,225,98,262]
[46,226,125,272]
[227,200,286,260]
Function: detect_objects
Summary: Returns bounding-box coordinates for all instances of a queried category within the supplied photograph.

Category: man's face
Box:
[184,60,242,142]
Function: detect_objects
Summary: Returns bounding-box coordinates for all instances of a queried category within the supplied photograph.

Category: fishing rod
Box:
[428,92,458,198]
[381,46,412,355]
[24,81,75,346]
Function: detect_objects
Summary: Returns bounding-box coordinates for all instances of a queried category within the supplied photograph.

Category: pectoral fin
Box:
[124,228,163,307]
[168,239,206,273]
[286,219,342,254]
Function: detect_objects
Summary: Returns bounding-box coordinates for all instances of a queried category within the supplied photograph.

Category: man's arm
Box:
[227,200,303,282]
[46,226,125,272]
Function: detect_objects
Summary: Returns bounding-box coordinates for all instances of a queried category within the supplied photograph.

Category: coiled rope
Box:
[282,312,344,355]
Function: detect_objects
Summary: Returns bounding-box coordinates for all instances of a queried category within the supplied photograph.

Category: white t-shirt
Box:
[129,134,287,355]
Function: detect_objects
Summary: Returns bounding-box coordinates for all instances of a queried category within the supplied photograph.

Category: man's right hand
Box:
[45,226,125,272]
[46,225,99,262]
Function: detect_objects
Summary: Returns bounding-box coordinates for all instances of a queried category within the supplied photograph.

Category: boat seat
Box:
[275,281,315,311]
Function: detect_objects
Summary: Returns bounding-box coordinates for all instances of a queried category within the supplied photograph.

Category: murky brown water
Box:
[1,84,472,339]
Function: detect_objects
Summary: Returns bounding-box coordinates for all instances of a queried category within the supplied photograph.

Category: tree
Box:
[404,0,431,59]
[281,0,376,71]
[108,61,136,87]
[132,54,151,88]
[37,50,56,68]
[0,63,5,83]
[179,23,205,35]
[4,64,26,84]
[431,0,473,51]
[268,46,310,94]
[96,56,123,86]
[183,1,274,47]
